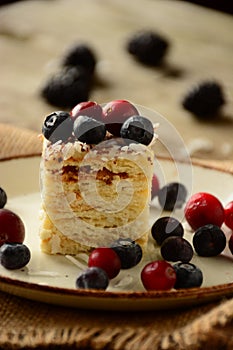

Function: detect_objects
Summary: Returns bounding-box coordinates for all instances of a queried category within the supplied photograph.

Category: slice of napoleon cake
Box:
[39,100,158,255]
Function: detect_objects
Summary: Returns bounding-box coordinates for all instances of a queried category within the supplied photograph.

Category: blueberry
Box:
[151,216,184,246]
[62,43,96,74]
[41,66,91,109]
[193,224,226,257]
[0,243,31,270]
[0,187,7,208]
[110,238,142,269]
[42,111,73,143]
[160,236,193,263]
[182,81,225,118]
[76,267,109,290]
[73,115,106,144]
[158,182,187,211]
[126,30,169,66]
[173,262,203,289]
[120,115,154,145]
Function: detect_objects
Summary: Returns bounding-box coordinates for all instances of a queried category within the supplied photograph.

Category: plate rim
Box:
[0,154,232,309]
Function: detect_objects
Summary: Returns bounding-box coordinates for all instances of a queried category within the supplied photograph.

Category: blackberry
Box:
[41,66,91,109]
[62,43,97,74]
[126,30,169,66]
[182,81,225,118]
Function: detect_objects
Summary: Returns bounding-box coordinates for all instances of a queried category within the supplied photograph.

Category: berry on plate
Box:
[88,247,121,279]
[229,233,233,255]
[193,224,226,257]
[102,99,139,136]
[224,201,233,230]
[76,267,109,290]
[184,192,225,231]
[151,216,184,246]
[141,260,176,291]
[158,182,187,211]
[173,262,203,289]
[160,236,193,263]
[0,187,7,209]
[110,238,142,269]
[0,209,25,247]
[0,243,31,270]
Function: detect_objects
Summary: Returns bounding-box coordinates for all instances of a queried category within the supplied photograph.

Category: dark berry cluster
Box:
[41,43,97,109]
[42,99,154,146]
[76,238,143,290]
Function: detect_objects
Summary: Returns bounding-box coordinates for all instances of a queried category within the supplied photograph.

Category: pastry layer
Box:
[39,138,154,254]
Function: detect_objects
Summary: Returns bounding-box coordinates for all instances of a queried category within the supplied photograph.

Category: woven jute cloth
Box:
[0,123,232,350]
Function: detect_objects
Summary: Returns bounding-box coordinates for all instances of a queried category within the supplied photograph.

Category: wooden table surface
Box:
[0,0,232,160]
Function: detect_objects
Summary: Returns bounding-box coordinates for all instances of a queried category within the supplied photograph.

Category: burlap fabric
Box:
[0,123,232,349]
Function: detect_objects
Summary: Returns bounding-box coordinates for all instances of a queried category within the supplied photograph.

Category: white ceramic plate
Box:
[0,156,232,311]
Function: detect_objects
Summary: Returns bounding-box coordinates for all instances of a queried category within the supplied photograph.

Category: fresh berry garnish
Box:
[141,260,176,291]
[151,174,160,199]
[42,111,73,143]
[229,233,233,255]
[173,262,203,289]
[76,267,109,290]
[88,247,121,279]
[102,99,139,136]
[158,182,187,211]
[151,216,184,246]
[160,236,193,263]
[73,115,106,144]
[120,115,154,146]
[126,30,169,66]
[0,209,25,247]
[41,67,91,109]
[62,43,97,74]
[184,192,225,231]
[193,224,226,257]
[0,187,7,208]
[71,101,103,122]
[0,243,30,270]
[224,201,233,230]
[182,81,225,118]
[110,238,142,269]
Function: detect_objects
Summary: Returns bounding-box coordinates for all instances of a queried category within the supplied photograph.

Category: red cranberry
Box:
[102,99,139,136]
[71,101,103,122]
[184,192,225,231]
[151,174,160,199]
[88,247,121,279]
[141,260,176,291]
[224,201,233,230]
[0,209,25,247]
